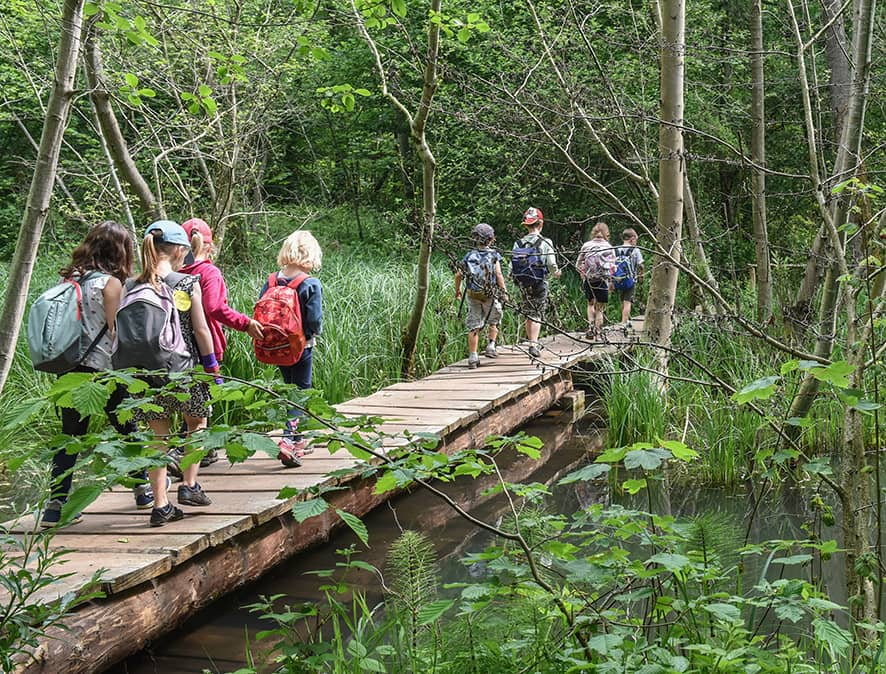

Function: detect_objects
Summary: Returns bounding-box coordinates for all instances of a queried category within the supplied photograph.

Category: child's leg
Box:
[594,301,605,331]
[467,329,480,354]
[621,299,632,323]
[147,418,172,509]
[487,324,499,343]
[280,348,313,440]
[586,301,594,330]
[181,414,208,487]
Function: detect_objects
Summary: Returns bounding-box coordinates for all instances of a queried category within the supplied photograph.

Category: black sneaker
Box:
[178,482,212,506]
[40,499,83,529]
[528,345,541,358]
[166,447,185,479]
[149,503,184,527]
[199,448,220,468]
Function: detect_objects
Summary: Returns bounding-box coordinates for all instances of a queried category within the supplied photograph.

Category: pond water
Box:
[104,410,844,673]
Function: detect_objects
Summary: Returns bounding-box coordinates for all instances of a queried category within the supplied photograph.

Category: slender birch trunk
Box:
[0,0,86,395]
[750,0,772,323]
[645,0,684,360]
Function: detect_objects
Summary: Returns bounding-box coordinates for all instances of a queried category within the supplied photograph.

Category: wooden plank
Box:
[84,491,296,525]
[37,533,209,559]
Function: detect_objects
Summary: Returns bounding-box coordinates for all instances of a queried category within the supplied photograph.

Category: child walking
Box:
[257,230,323,468]
[176,218,264,468]
[454,223,507,368]
[41,221,157,527]
[577,222,616,339]
[613,228,645,323]
[511,207,560,358]
[118,220,219,526]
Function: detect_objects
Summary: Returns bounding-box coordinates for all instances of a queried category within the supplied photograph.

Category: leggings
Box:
[277,347,313,440]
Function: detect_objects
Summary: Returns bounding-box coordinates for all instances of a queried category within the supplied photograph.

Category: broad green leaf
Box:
[803,459,833,476]
[358,658,385,673]
[785,416,814,428]
[336,509,369,547]
[63,484,104,521]
[813,618,852,656]
[417,599,454,625]
[292,498,329,522]
[240,432,280,457]
[71,381,109,419]
[557,463,610,485]
[457,27,472,43]
[733,375,779,404]
[810,360,853,388]
[659,439,698,461]
[596,446,628,463]
[780,359,799,375]
[354,88,371,96]
[775,603,805,623]
[124,72,139,88]
[587,633,623,655]
[704,602,741,622]
[198,84,212,98]
[203,97,218,115]
[391,0,406,17]
[649,552,691,572]
[771,554,812,566]
[624,448,669,470]
[622,478,646,494]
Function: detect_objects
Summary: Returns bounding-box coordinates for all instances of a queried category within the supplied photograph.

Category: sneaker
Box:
[177,482,212,507]
[584,328,597,340]
[528,345,541,358]
[166,447,185,479]
[484,343,498,358]
[277,439,304,468]
[468,354,480,369]
[133,476,172,509]
[199,448,220,468]
[149,503,184,527]
[40,499,82,529]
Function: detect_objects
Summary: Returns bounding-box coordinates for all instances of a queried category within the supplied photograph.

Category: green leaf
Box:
[354,88,371,96]
[138,88,156,98]
[810,360,853,388]
[84,2,100,16]
[624,448,670,470]
[202,97,218,115]
[241,433,280,458]
[771,554,812,566]
[292,498,329,522]
[72,381,109,419]
[417,599,454,625]
[198,84,212,98]
[704,602,741,622]
[336,509,369,547]
[785,416,814,428]
[457,27,472,43]
[391,0,406,17]
[467,12,481,22]
[124,72,139,88]
[621,478,647,494]
[813,618,852,656]
[733,375,779,404]
[557,463,610,485]
[587,633,623,655]
[649,552,691,572]
[596,446,628,463]
[63,484,104,521]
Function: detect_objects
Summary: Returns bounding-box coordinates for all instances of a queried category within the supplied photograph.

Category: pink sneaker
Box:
[277,438,307,468]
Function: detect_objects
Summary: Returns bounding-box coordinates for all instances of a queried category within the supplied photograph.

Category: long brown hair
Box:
[59,220,134,282]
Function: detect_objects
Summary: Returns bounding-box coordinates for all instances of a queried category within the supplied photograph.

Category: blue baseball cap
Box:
[144,220,191,248]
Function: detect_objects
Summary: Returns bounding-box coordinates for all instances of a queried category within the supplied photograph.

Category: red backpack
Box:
[253,272,308,366]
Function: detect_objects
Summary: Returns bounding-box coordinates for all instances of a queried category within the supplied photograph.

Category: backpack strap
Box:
[285,273,309,290]
[162,271,188,290]
[268,272,279,289]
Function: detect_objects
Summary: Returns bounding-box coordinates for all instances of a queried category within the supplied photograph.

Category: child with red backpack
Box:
[254,230,323,468]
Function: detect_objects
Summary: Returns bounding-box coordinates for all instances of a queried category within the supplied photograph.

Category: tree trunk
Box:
[644,0,684,358]
[399,0,441,378]
[0,0,86,395]
[750,0,772,323]
[683,173,718,314]
[83,17,159,222]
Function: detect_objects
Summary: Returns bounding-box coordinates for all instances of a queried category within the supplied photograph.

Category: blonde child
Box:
[454,223,507,368]
[576,222,616,339]
[256,231,323,468]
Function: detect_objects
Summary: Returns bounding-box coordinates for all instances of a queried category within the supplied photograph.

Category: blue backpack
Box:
[463,249,497,298]
[612,246,636,291]
[27,271,109,374]
[511,236,548,287]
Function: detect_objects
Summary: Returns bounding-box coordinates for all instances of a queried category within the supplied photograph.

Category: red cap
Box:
[181,218,213,245]
[522,207,543,226]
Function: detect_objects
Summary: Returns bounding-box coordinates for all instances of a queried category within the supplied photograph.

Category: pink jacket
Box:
[180,259,251,360]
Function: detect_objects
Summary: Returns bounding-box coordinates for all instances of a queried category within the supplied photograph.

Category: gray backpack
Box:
[112,272,194,372]
[27,271,109,374]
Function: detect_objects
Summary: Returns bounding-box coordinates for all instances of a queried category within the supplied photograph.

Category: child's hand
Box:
[246,319,264,341]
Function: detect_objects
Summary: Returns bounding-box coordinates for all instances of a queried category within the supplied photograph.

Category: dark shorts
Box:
[617,284,636,302]
[583,278,609,304]
[517,282,548,321]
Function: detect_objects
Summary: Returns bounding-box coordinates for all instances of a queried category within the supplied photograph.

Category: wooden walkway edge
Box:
[10,322,640,674]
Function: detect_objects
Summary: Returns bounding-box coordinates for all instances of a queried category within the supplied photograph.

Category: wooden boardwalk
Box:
[9,322,640,674]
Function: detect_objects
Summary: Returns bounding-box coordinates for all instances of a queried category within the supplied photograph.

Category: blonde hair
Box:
[591,222,610,240]
[277,230,323,270]
[136,233,188,288]
[190,231,214,258]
